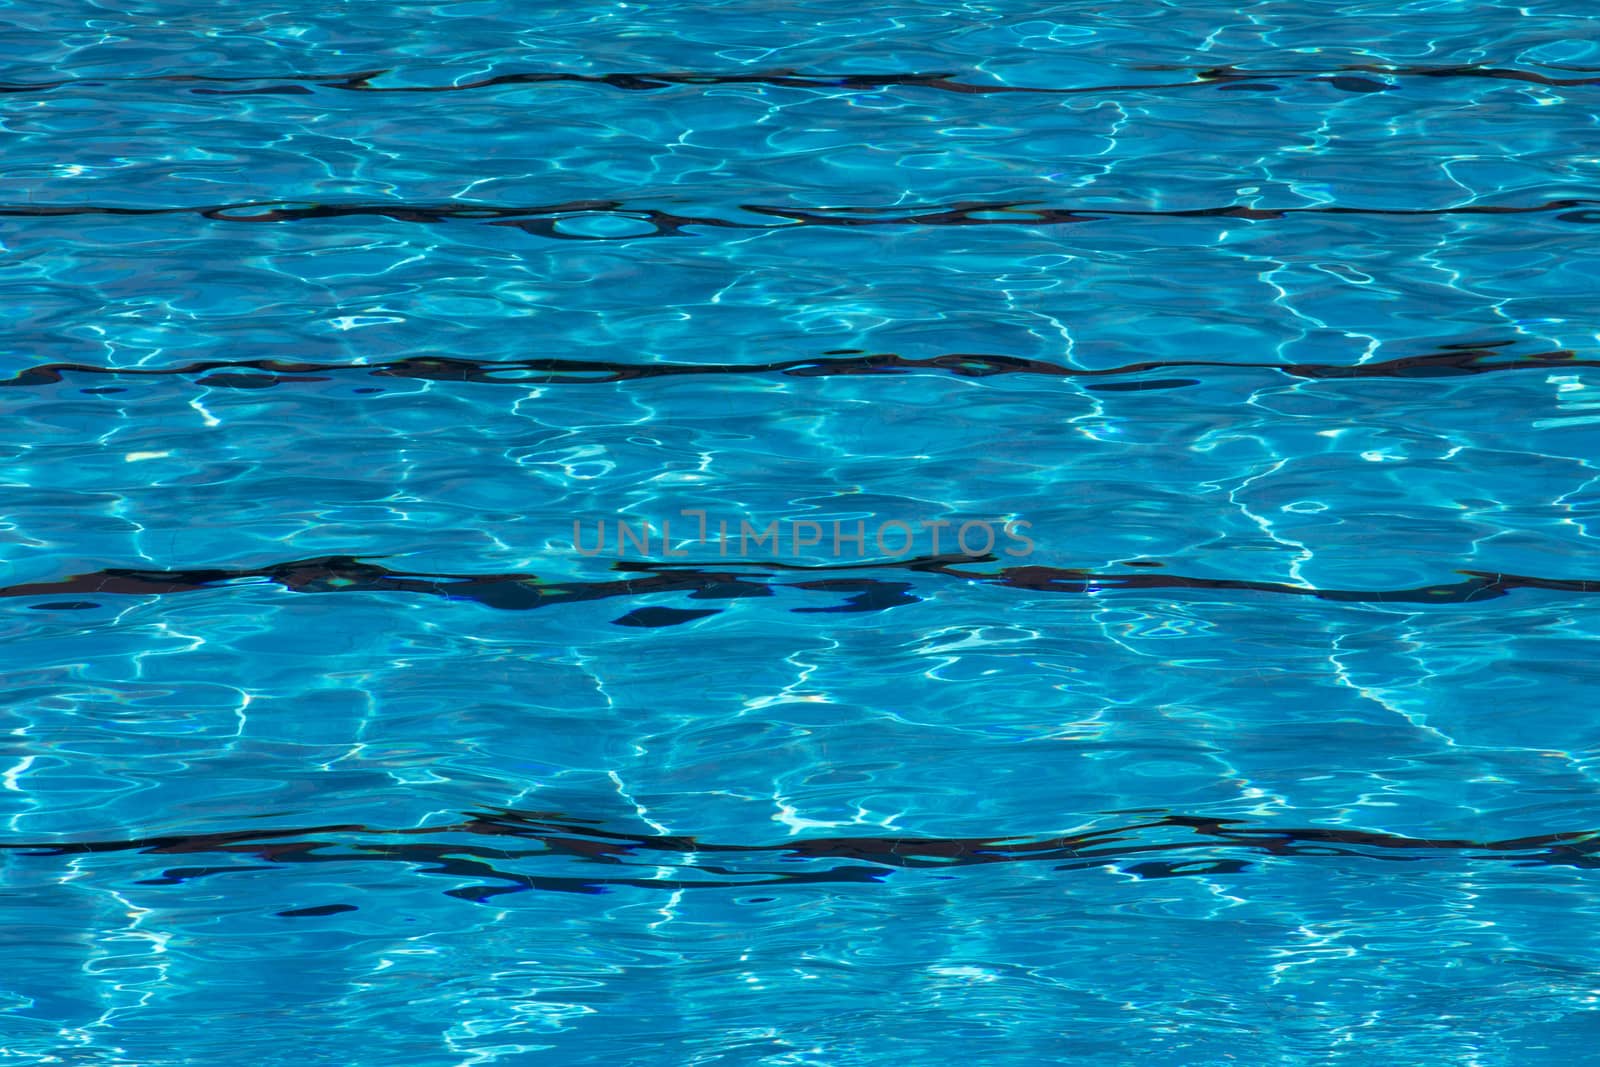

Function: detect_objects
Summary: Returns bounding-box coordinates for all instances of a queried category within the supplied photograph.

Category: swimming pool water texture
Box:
[2,1,1600,1063]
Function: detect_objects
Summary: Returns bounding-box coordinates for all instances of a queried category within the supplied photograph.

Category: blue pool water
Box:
[4,1,1600,1062]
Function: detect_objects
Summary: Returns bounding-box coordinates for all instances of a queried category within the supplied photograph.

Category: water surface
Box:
[3,1,1600,1063]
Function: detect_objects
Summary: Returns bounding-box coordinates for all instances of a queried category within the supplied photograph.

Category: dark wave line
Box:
[3,343,1591,393]
[6,554,1598,623]
[3,809,1596,905]
[0,68,1203,98]
[1178,62,1600,89]
[1,197,1595,237]
[201,69,1208,97]
[3,62,1598,101]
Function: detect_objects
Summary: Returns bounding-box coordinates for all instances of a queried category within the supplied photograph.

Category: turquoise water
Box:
[4,1,1600,1062]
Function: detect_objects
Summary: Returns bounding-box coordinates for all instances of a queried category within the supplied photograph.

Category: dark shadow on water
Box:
[5,809,1599,907]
